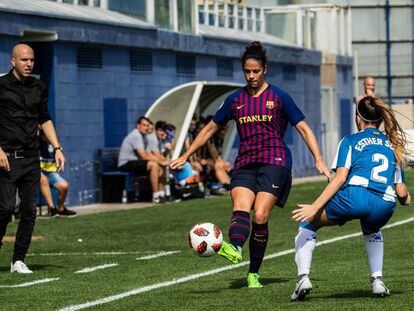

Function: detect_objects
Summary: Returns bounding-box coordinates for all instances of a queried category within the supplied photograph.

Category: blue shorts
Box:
[325,186,396,233]
[42,171,65,187]
[230,164,292,207]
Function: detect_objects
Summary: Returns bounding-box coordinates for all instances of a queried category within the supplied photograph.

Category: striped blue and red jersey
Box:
[212,84,305,171]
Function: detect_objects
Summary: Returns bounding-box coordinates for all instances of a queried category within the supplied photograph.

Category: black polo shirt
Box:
[0,70,51,151]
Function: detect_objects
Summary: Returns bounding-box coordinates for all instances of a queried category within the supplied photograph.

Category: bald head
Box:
[363,76,375,96]
[11,43,35,80]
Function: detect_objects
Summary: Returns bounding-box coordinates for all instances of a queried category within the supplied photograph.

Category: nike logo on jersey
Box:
[236,104,245,110]
[272,184,279,189]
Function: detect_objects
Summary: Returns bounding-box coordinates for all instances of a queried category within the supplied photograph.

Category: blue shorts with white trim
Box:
[325,186,396,232]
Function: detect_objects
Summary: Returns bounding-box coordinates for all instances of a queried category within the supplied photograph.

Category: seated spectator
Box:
[148,121,172,158]
[39,132,76,217]
[195,117,231,191]
[118,116,169,204]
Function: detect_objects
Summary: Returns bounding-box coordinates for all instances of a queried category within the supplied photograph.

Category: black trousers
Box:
[0,156,40,262]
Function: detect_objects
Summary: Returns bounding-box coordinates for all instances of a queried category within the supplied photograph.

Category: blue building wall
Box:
[337,56,354,138]
[0,11,345,205]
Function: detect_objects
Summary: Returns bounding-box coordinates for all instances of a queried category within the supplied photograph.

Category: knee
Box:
[56,180,69,192]
[233,201,251,212]
[253,210,270,224]
[148,161,159,171]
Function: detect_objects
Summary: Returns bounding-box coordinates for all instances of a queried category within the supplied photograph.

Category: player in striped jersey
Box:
[291,96,411,301]
[171,41,330,288]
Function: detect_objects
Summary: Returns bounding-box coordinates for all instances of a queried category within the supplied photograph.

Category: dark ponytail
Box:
[357,96,408,164]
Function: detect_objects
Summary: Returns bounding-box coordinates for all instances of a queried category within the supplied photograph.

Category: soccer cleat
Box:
[10,261,33,274]
[371,277,390,298]
[216,240,242,264]
[247,273,263,288]
[291,274,312,301]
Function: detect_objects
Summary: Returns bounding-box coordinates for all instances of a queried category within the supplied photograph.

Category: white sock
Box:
[152,192,160,199]
[159,190,165,197]
[364,231,383,278]
[295,227,316,276]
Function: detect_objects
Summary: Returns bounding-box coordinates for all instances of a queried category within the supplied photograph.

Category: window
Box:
[77,46,102,69]
[283,65,297,81]
[176,54,196,75]
[155,0,171,29]
[108,0,146,20]
[177,0,193,33]
[217,58,233,77]
[130,50,153,72]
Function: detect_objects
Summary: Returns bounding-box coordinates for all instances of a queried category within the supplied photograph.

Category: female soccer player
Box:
[170,41,330,288]
[291,96,411,301]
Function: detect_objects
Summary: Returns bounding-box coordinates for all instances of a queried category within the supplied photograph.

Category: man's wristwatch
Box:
[54,146,63,151]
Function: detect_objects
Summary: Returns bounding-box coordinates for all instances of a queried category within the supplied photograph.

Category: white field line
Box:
[59,216,414,311]
[27,251,174,257]
[136,251,181,260]
[75,263,119,274]
[0,278,59,288]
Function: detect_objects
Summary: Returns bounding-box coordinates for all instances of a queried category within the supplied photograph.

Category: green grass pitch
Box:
[0,170,413,310]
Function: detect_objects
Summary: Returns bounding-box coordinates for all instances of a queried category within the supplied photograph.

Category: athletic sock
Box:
[249,222,268,273]
[364,231,384,278]
[295,226,317,276]
[228,211,251,251]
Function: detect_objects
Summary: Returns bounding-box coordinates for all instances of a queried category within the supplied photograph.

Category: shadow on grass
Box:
[229,277,289,289]
[0,264,63,272]
[323,289,403,299]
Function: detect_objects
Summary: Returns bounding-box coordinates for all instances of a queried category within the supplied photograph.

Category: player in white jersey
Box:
[290,97,411,301]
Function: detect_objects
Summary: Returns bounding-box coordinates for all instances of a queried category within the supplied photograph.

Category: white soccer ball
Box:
[188,223,223,257]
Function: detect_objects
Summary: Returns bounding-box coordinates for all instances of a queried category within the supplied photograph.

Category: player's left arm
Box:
[41,120,65,172]
[394,166,411,206]
[295,120,330,178]
[292,167,349,222]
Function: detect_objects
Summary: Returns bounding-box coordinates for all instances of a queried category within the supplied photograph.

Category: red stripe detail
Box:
[253,230,268,234]
[230,233,248,240]
[230,222,251,231]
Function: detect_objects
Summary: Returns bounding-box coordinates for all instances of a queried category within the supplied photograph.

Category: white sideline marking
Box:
[75,263,119,274]
[0,278,59,288]
[59,216,414,311]
[27,251,169,257]
[136,251,181,260]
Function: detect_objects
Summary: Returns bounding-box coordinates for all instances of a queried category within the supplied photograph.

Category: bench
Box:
[98,148,151,203]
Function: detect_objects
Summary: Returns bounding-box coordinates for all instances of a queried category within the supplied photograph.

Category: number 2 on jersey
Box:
[371,153,388,183]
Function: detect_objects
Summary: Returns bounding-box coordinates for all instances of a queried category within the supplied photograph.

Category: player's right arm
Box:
[170,120,219,170]
[171,96,233,170]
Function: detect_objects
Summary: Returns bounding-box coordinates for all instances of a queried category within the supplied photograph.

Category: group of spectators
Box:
[117,115,232,204]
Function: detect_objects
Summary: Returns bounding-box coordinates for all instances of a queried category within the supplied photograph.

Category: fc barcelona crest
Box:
[266,101,275,109]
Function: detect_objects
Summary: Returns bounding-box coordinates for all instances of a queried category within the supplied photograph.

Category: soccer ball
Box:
[188,223,223,257]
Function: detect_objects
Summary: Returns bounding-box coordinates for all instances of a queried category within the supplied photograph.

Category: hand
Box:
[160,159,171,167]
[406,192,411,206]
[366,89,374,97]
[169,156,187,170]
[315,158,331,180]
[0,149,10,172]
[291,204,319,223]
[399,191,411,206]
[55,149,65,172]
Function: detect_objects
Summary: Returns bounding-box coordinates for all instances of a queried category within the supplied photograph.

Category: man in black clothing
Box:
[0,43,65,273]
